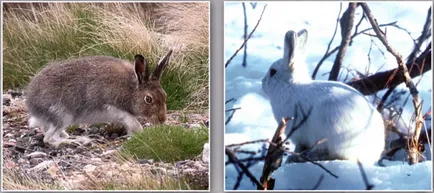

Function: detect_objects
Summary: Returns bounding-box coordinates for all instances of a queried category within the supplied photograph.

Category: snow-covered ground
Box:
[224,1,432,190]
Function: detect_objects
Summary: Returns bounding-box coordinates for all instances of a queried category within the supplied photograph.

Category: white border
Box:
[0,1,211,192]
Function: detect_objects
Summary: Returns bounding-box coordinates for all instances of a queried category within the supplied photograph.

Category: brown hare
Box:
[26,50,173,147]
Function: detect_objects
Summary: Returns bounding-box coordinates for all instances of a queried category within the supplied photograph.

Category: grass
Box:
[2,161,203,190]
[2,2,209,110]
[2,166,64,190]
[122,125,209,163]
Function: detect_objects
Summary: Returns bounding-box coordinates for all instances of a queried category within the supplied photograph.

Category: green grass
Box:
[121,125,209,163]
[2,2,209,110]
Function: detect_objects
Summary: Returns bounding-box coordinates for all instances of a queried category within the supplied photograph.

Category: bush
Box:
[121,125,209,162]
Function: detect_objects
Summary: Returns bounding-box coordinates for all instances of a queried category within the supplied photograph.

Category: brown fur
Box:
[25,51,172,145]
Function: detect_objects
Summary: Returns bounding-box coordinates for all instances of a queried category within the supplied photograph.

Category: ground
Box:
[2,90,209,190]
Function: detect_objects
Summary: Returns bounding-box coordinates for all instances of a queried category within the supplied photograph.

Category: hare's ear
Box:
[283,30,297,72]
[134,54,149,84]
[151,50,173,81]
[296,29,308,55]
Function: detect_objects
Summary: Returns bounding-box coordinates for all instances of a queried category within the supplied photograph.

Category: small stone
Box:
[28,160,55,173]
[138,159,153,164]
[8,139,17,143]
[182,168,196,174]
[102,150,117,156]
[202,143,210,163]
[17,158,27,165]
[176,160,187,167]
[26,151,47,159]
[4,160,16,169]
[90,158,102,163]
[151,167,166,175]
[189,123,201,128]
[83,164,97,174]
[4,133,14,138]
[29,158,44,166]
[3,97,11,106]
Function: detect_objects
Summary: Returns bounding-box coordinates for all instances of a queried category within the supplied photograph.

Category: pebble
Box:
[102,150,117,156]
[202,143,210,163]
[189,123,202,128]
[90,158,102,163]
[83,164,97,174]
[26,151,47,159]
[3,97,11,106]
[4,133,14,138]
[138,159,154,164]
[29,158,44,166]
[28,160,55,173]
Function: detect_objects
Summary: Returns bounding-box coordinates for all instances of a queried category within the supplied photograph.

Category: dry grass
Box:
[2,2,209,110]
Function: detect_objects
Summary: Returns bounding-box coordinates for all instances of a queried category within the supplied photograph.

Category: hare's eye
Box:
[145,95,153,104]
[270,69,277,77]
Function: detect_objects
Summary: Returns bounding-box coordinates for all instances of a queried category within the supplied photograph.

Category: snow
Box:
[224,1,432,190]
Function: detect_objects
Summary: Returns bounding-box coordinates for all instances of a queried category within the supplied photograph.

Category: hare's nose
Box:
[158,114,167,123]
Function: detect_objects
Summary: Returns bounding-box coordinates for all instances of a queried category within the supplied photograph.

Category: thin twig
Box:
[225,4,267,68]
[225,107,241,125]
[226,147,264,189]
[347,42,431,95]
[242,2,248,67]
[357,160,374,190]
[226,139,269,148]
[225,107,242,112]
[329,2,358,81]
[311,174,325,190]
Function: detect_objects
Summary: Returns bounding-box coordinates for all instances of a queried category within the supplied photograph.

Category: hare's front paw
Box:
[47,136,92,148]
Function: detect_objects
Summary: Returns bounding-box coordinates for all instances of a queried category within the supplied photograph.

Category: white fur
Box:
[262,30,385,164]
[28,104,142,147]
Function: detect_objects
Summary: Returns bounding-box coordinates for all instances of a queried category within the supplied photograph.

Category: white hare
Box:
[262,29,385,164]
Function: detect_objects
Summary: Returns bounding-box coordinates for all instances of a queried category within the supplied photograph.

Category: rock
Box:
[202,143,210,163]
[18,158,27,165]
[7,89,23,98]
[182,168,196,174]
[3,97,11,106]
[189,123,202,128]
[8,139,17,143]
[90,158,102,163]
[4,160,16,169]
[26,151,47,159]
[29,158,44,166]
[102,150,117,157]
[4,133,14,138]
[138,159,153,165]
[28,160,55,173]
[151,167,166,175]
[83,164,97,174]
[176,160,187,167]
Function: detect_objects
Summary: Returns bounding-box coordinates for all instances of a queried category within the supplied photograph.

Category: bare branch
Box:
[242,2,248,67]
[225,4,267,68]
[260,117,290,190]
[329,2,358,81]
[347,43,431,95]
[360,3,425,164]
[357,160,374,190]
[225,147,264,189]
